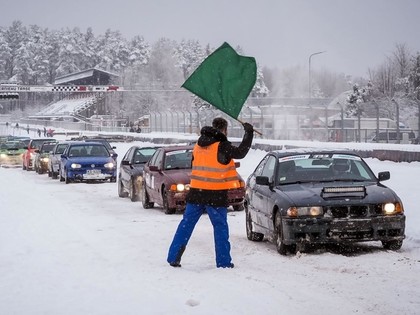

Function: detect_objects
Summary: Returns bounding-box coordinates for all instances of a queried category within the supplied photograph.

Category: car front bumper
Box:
[281,215,406,245]
[68,169,117,181]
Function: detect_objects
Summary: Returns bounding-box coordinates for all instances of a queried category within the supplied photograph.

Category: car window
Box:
[134,148,157,164]
[261,155,276,182]
[164,149,192,170]
[56,144,68,154]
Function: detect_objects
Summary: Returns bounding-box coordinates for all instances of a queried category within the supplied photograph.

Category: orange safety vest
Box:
[190,142,240,190]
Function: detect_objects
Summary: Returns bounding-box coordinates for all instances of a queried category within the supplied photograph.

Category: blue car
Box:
[59,141,118,184]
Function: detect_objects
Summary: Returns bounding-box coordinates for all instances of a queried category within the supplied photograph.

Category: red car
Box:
[22,138,56,171]
[142,145,245,214]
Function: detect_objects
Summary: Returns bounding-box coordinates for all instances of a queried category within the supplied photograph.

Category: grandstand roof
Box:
[54,68,119,85]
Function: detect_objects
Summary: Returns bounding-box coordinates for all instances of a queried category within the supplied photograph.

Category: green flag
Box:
[181,42,257,119]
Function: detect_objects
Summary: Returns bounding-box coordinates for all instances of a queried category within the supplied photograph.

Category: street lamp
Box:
[308,51,326,140]
[308,51,326,102]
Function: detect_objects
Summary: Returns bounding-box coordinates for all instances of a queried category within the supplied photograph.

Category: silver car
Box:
[48,142,70,179]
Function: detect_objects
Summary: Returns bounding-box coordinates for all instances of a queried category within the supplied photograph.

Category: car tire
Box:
[246,209,264,242]
[275,212,296,255]
[118,179,129,198]
[163,189,176,215]
[233,204,244,211]
[22,162,26,171]
[130,178,139,202]
[382,240,403,250]
[142,184,154,209]
[65,173,71,184]
[52,170,58,179]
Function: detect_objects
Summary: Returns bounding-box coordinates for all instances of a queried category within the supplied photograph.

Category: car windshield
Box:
[164,149,192,170]
[40,144,56,153]
[0,142,23,150]
[68,145,109,157]
[277,154,376,185]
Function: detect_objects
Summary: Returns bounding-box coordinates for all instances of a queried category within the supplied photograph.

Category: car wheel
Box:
[163,189,176,215]
[22,162,26,170]
[275,212,296,255]
[48,169,52,177]
[233,204,244,211]
[52,170,58,179]
[141,184,154,209]
[382,240,403,250]
[65,172,71,184]
[118,179,129,198]
[246,209,264,241]
[130,178,139,202]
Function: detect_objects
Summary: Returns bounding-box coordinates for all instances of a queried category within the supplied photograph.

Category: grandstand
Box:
[29,68,119,122]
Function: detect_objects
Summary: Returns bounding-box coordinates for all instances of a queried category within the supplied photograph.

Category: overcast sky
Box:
[2,0,420,77]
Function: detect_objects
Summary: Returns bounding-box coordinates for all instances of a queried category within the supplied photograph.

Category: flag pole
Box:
[235,117,263,136]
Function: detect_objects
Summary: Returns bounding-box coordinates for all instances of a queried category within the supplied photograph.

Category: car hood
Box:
[163,169,192,184]
[277,181,398,205]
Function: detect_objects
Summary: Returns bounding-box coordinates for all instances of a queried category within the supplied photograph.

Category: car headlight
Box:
[71,163,82,169]
[41,157,49,162]
[287,206,323,217]
[0,153,6,158]
[383,202,404,214]
[104,162,115,169]
[170,183,190,192]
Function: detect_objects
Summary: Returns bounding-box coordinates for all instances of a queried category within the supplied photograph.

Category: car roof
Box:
[269,148,362,158]
[68,141,106,146]
[160,145,194,153]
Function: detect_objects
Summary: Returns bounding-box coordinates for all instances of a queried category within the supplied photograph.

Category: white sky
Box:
[2,0,420,77]
[1,127,419,314]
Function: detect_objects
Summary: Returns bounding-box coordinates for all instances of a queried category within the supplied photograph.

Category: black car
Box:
[245,149,406,255]
[118,146,159,202]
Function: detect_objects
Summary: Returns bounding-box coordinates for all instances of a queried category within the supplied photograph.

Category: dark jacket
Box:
[186,126,253,207]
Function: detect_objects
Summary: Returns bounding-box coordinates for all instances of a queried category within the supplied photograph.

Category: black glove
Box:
[242,122,254,133]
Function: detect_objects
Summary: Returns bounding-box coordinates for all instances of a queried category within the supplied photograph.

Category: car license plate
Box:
[87,169,101,175]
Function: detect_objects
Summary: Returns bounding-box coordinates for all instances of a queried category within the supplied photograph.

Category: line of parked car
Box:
[1,134,406,256]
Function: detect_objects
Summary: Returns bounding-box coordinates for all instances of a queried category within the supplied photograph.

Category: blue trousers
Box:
[167,203,232,268]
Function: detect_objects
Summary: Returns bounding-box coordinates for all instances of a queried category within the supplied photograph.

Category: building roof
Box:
[54,68,119,85]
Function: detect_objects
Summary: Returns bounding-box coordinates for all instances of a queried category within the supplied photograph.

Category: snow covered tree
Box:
[175,39,206,80]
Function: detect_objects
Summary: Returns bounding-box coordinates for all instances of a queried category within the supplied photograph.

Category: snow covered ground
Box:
[1,129,419,315]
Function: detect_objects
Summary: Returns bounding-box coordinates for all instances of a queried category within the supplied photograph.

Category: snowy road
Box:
[1,141,419,315]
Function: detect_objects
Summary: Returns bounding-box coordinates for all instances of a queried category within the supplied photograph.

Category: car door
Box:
[144,149,164,203]
[256,155,278,229]
[247,156,269,228]
[120,147,135,188]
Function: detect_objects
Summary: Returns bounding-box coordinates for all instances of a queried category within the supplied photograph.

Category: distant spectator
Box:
[5,122,9,128]
[15,123,19,129]
[37,129,41,137]
[43,127,47,137]
[26,125,30,134]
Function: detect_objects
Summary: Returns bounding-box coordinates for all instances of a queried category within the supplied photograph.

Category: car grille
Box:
[325,205,369,218]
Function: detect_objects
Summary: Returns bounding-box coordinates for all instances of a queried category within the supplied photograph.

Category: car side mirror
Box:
[121,160,130,166]
[111,153,118,158]
[256,176,270,186]
[378,171,390,182]
[235,162,241,168]
[61,154,67,159]
[112,146,116,149]
[34,149,40,153]
[149,165,159,172]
